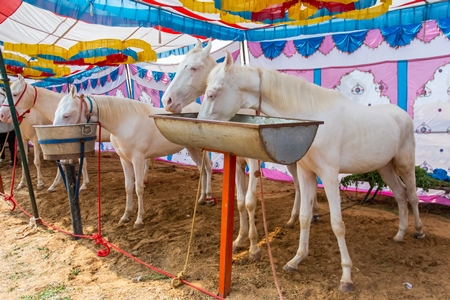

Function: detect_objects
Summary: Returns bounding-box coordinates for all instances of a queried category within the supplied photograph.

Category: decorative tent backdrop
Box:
[1,0,450,204]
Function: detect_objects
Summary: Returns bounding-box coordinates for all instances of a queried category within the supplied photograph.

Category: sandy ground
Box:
[1,151,450,300]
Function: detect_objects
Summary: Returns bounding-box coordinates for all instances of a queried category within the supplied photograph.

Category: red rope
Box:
[258,161,284,300]
[0,125,225,299]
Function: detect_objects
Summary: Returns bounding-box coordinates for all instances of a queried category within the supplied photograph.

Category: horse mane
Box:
[254,67,342,113]
[90,95,151,122]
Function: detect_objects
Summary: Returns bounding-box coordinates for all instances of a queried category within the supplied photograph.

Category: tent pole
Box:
[240,41,246,66]
[124,64,133,98]
[0,49,40,221]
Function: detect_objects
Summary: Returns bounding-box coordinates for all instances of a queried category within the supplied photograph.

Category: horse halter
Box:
[1,83,38,123]
[77,94,96,124]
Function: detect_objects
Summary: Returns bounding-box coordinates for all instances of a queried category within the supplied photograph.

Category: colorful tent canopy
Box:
[1,0,450,79]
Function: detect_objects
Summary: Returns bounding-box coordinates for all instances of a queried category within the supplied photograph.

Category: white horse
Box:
[0,76,124,192]
[162,39,306,260]
[198,50,425,292]
[53,86,214,229]
[0,76,104,191]
[0,81,89,192]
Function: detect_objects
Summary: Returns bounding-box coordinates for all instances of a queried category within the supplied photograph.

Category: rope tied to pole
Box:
[257,160,284,300]
[93,233,110,257]
[171,149,207,289]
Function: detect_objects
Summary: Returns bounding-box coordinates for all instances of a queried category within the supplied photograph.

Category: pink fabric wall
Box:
[321,62,398,105]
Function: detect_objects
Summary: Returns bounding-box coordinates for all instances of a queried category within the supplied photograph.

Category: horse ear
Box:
[70,85,77,97]
[194,39,203,51]
[202,38,213,58]
[224,49,233,71]
[18,74,24,82]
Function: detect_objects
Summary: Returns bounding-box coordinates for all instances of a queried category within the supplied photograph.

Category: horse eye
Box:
[191,67,197,71]
[63,114,69,119]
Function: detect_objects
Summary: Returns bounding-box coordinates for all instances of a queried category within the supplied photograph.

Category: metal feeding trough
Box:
[150,112,323,298]
[34,123,97,161]
[150,113,323,165]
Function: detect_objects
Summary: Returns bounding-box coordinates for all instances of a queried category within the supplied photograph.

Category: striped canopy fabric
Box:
[1,0,449,79]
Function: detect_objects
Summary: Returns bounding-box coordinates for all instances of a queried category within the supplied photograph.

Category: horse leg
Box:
[17,138,29,190]
[79,158,89,191]
[397,165,425,239]
[133,158,147,229]
[245,158,262,260]
[118,157,135,226]
[47,166,61,192]
[316,172,353,292]
[285,163,300,228]
[377,163,424,241]
[32,141,45,190]
[186,147,213,204]
[283,169,316,271]
[233,157,249,253]
[143,159,150,186]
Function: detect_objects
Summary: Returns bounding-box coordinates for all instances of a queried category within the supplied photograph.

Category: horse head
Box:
[198,50,243,121]
[162,38,215,113]
[0,74,36,123]
[54,85,87,125]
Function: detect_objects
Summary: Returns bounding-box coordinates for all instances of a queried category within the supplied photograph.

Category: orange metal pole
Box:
[218,153,236,298]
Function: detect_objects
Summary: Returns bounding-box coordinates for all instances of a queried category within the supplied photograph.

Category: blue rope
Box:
[56,161,67,189]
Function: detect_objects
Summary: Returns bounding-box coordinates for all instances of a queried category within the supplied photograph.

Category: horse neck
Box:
[257,68,337,119]
[198,57,217,96]
[93,97,147,134]
[33,88,64,122]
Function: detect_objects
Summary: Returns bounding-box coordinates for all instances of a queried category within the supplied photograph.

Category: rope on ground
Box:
[171,149,206,289]
[257,162,284,300]
[313,197,361,222]
[2,139,222,299]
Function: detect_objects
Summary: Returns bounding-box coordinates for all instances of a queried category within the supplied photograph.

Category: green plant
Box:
[340,167,450,201]
[70,269,80,276]
[19,282,71,300]
[415,166,450,192]
[340,170,386,202]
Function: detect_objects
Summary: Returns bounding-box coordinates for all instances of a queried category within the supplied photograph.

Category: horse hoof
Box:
[36,184,45,191]
[17,183,26,190]
[232,244,245,253]
[47,188,57,193]
[413,232,425,239]
[393,236,404,243]
[284,221,295,229]
[206,198,217,207]
[134,223,144,229]
[338,282,354,292]
[282,264,298,273]
[80,185,87,191]
[118,218,129,225]
[249,251,262,261]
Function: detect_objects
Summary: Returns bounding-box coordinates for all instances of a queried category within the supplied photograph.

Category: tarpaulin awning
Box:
[1,0,450,80]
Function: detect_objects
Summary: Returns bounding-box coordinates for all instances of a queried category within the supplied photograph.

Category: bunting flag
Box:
[1,0,450,81]
[249,20,450,60]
